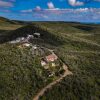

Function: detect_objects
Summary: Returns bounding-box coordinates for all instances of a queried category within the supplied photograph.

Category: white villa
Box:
[34,33,40,38]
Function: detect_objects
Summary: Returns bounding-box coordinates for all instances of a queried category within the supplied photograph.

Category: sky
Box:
[0,0,100,22]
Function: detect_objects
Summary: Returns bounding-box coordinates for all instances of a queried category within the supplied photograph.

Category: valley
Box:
[0,17,100,100]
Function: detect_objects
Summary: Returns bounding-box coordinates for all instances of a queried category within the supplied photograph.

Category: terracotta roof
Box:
[46,54,58,62]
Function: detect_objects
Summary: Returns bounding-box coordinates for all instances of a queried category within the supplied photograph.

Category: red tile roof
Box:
[46,54,58,62]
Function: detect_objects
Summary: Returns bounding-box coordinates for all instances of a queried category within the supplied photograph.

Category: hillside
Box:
[0,17,14,23]
[0,16,28,24]
[0,17,25,31]
[0,19,100,100]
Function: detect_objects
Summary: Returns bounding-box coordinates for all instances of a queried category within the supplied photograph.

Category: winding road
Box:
[33,63,73,100]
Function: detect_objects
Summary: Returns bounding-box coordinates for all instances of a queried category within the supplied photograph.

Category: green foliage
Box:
[0,44,50,100]
[0,21,100,100]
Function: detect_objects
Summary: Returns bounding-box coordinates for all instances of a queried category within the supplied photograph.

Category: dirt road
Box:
[33,64,72,100]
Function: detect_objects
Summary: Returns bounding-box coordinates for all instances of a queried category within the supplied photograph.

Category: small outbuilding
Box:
[27,34,34,40]
[34,33,40,38]
[18,42,31,48]
[41,60,47,66]
[22,43,30,47]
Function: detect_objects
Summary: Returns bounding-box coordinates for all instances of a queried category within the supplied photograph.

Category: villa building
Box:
[46,54,58,62]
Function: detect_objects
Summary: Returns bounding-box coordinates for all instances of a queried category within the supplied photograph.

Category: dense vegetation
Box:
[0,44,43,99]
[0,17,100,100]
[36,23,100,100]
[0,43,62,100]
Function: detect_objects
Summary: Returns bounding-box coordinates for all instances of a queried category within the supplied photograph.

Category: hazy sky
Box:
[0,0,100,22]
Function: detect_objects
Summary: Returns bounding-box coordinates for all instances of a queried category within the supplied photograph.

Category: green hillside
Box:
[35,22,100,100]
[0,17,24,31]
[0,19,100,100]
